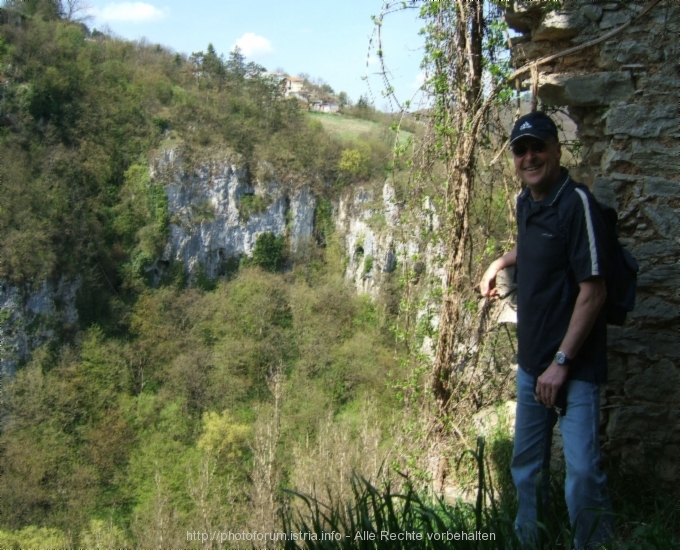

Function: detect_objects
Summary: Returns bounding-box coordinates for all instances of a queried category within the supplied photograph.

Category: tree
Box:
[202,43,226,90]
[226,46,246,81]
[6,0,61,19]
[338,91,350,107]
[6,0,91,21]
[62,0,92,22]
[373,0,514,422]
[356,95,371,110]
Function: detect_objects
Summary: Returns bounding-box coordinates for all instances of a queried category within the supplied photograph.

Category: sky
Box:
[85,0,428,111]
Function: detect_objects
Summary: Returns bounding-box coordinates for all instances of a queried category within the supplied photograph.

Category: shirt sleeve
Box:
[563,188,608,282]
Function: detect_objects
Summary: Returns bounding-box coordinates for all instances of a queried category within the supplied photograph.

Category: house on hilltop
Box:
[310,100,340,114]
[263,72,307,99]
[284,76,304,97]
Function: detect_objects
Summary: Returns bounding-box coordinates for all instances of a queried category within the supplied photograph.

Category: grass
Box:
[282,438,516,550]
[306,112,413,145]
[281,436,680,549]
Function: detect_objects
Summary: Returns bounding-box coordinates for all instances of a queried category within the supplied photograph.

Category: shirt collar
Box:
[544,168,571,206]
[517,168,570,206]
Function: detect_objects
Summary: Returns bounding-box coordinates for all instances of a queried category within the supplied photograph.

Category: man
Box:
[480,111,614,549]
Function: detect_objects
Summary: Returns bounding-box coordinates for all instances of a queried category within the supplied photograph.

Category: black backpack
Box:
[557,180,638,326]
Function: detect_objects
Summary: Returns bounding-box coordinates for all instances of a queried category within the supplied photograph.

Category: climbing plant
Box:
[372,1,523,436]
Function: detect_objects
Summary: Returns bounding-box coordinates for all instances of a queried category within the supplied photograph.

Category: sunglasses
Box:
[511,139,547,157]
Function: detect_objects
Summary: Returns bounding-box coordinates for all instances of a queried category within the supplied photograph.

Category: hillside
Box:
[306,111,414,145]
[0,6,416,547]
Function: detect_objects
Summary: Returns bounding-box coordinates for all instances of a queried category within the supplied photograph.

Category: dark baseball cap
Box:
[510,111,558,144]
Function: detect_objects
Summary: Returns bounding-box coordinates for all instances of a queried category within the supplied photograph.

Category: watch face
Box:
[555,351,567,365]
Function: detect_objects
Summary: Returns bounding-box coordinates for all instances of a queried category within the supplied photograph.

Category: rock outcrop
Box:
[336,182,445,300]
[150,149,317,280]
[0,279,80,378]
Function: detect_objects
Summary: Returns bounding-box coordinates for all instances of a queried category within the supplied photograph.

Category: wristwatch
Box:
[555,351,571,367]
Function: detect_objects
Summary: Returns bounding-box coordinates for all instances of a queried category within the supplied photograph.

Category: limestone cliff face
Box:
[0,279,80,378]
[337,182,445,297]
[151,149,317,279]
[151,148,445,300]
[0,150,443,379]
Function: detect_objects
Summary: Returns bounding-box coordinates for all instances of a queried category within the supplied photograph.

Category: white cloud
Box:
[367,55,379,66]
[411,72,426,89]
[233,33,274,58]
[94,2,167,23]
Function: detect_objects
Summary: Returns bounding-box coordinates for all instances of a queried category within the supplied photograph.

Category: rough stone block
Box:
[638,73,680,94]
[638,263,680,289]
[600,148,632,172]
[607,326,680,357]
[651,5,680,31]
[625,360,680,402]
[641,204,680,239]
[605,105,678,137]
[605,354,627,385]
[512,40,550,66]
[614,40,662,64]
[533,11,587,41]
[629,297,680,321]
[581,4,603,22]
[602,141,680,178]
[610,172,639,183]
[599,9,633,30]
[592,177,618,208]
[539,72,634,106]
[606,405,668,442]
[509,34,531,47]
[644,177,679,198]
[632,240,671,261]
[504,3,544,33]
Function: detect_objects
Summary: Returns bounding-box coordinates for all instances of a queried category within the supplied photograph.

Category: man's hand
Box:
[480,261,501,298]
[534,278,606,408]
[479,247,517,298]
[536,362,569,407]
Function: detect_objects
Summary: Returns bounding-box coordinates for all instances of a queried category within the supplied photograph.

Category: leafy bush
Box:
[250,232,286,272]
[237,193,268,221]
[363,254,374,276]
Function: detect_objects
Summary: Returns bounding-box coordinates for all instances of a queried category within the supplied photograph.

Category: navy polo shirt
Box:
[515,170,608,383]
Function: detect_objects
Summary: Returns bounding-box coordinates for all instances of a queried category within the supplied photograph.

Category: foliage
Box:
[0,255,407,543]
[248,232,286,272]
[0,526,69,549]
[0,8,394,323]
[197,409,250,460]
[339,148,370,180]
[362,254,374,276]
[237,193,267,221]
[314,197,334,246]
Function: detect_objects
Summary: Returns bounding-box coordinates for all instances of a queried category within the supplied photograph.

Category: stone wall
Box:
[505,0,679,480]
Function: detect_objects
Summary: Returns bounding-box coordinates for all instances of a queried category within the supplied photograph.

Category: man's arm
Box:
[480,247,517,297]
[535,278,607,407]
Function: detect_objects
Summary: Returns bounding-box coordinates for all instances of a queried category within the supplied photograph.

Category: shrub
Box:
[238,194,268,221]
[250,232,286,272]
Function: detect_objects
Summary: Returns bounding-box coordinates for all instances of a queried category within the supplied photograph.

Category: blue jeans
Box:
[512,367,614,549]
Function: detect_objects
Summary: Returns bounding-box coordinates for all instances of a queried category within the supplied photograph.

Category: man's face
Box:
[512,137,562,195]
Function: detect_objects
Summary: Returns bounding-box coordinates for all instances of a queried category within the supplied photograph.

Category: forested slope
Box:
[0,5,409,547]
